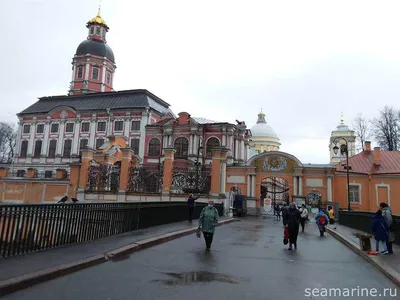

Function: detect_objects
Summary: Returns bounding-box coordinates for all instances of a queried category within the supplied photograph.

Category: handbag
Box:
[283,226,289,245]
[196,227,202,238]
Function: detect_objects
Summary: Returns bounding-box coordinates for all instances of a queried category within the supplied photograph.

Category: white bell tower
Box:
[329,114,356,164]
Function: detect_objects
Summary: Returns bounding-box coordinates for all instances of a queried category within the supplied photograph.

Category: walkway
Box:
[4,217,398,300]
[326,222,400,277]
[0,218,228,282]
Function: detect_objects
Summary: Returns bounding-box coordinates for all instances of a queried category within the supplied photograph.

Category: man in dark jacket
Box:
[187,193,199,223]
[286,202,301,250]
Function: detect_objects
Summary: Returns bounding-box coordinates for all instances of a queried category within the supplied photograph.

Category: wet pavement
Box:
[3,217,399,299]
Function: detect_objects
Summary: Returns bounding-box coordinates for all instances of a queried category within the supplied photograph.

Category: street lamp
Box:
[332,137,352,211]
[194,136,204,194]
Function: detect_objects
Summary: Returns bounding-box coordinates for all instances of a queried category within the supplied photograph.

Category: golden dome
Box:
[87,9,108,28]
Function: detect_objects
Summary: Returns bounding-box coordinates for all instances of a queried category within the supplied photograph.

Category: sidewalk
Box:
[326,223,400,286]
[0,217,232,282]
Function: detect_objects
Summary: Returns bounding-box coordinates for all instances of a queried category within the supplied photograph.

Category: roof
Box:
[336,150,400,174]
[304,164,335,169]
[191,117,227,124]
[18,89,171,116]
[76,39,114,63]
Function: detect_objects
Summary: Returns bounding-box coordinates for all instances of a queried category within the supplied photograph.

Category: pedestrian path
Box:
[0,217,228,282]
[326,223,400,285]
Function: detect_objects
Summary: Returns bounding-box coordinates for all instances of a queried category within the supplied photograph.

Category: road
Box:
[4,217,398,300]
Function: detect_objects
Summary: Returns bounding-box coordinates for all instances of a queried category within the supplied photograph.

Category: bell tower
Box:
[69,7,116,95]
[329,114,356,164]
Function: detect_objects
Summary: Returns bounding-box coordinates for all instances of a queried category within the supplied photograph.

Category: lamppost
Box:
[194,135,204,194]
[332,137,352,211]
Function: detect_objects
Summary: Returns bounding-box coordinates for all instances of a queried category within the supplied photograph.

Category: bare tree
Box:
[0,122,17,163]
[370,106,400,151]
[352,113,371,151]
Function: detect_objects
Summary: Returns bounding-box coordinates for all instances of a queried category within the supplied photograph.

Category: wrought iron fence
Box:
[127,163,163,193]
[0,202,224,258]
[171,164,212,194]
[86,163,120,193]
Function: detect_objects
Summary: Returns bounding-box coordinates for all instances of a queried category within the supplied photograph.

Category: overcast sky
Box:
[1,0,400,163]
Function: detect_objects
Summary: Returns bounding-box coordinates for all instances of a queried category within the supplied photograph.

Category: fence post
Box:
[77,148,95,201]
[210,148,222,196]
[69,162,81,198]
[162,148,175,200]
[0,167,9,178]
[118,148,134,202]
[26,168,37,178]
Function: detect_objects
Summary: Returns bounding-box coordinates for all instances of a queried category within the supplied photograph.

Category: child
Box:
[371,210,389,254]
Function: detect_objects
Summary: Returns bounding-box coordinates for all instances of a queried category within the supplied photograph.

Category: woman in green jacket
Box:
[198,200,219,251]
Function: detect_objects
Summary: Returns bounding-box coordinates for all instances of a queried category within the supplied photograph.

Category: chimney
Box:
[365,141,371,152]
[374,147,381,166]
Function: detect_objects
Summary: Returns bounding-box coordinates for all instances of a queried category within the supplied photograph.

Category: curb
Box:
[0,218,238,296]
[326,227,400,287]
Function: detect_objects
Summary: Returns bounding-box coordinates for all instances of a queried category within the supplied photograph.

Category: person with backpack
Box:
[371,209,389,255]
[198,200,219,251]
[314,208,329,236]
[328,206,337,229]
[380,203,395,254]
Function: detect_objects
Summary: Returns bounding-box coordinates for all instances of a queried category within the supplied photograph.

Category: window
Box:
[81,122,90,132]
[90,27,94,35]
[45,171,53,178]
[96,139,105,149]
[114,120,123,132]
[63,140,72,157]
[131,120,141,131]
[174,137,189,158]
[148,138,161,157]
[80,139,88,151]
[106,72,111,85]
[349,185,361,203]
[36,124,44,134]
[96,27,101,35]
[77,66,83,79]
[23,125,30,134]
[206,137,220,157]
[20,140,28,157]
[92,67,99,80]
[34,140,42,157]
[97,121,106,132]
[65,123,74,133]
[130,139,140,154]
[17,170,26,177]
[51,124,59,133]
[102,30,106,40]
[48,140,57,157]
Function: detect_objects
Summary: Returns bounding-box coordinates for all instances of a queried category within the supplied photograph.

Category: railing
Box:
[86,163,120,193]
[338,210,400,245]
[127,163,163,194]
[0,202,223,258]
[171,164,212,194]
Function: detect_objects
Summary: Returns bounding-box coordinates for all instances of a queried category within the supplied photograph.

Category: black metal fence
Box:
[338,210,400,245]
[0,202,223,258]
[127,163,163,193]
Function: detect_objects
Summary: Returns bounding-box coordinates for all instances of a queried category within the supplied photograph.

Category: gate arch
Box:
[260,177,289,214]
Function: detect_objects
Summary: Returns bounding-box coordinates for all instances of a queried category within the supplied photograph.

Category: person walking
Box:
[380,203,395,254]
[198,200,219,251]
[286,202,301,250]
[371,209,389,255]
[314,208,329,236]
[299,204,308,232]
[328,206,336,229]
[275,203,281,220]
[187,193,199,223]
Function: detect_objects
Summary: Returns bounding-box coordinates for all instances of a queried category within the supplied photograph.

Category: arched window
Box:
[174,137,188,158]
[206,137,220,157]
[148,138,161,157]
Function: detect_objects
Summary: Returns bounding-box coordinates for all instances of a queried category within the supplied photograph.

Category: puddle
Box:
[153,271,243,285]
